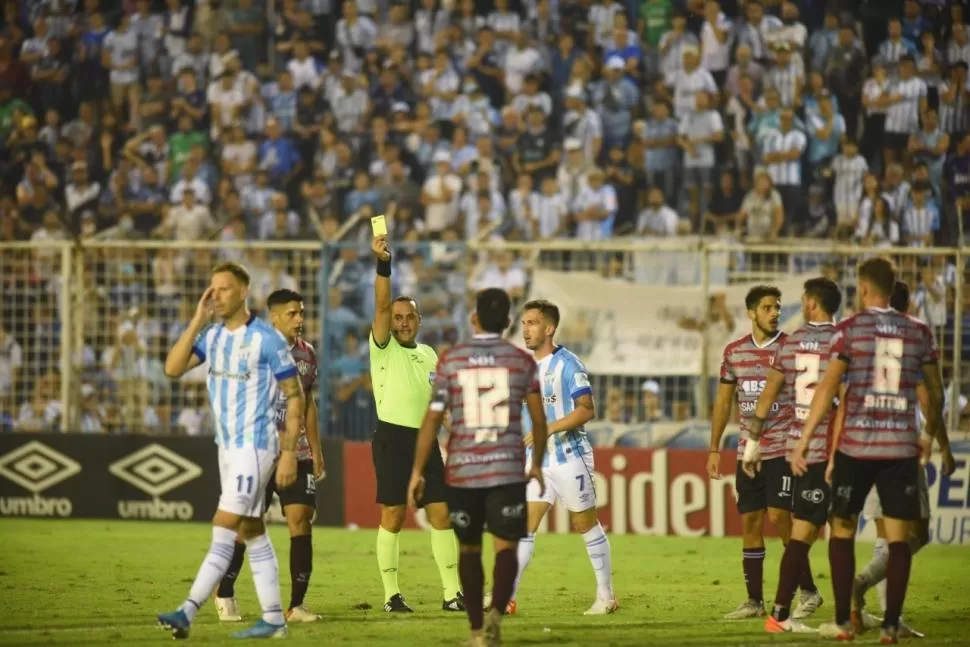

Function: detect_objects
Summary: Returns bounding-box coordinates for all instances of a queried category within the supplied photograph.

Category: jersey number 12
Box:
[457,367,510,442]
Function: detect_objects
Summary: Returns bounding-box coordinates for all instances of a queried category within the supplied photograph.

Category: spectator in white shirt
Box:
[740,169,785,241]
[637,187,683,236]
[155,188,216,241]
[287,40,324,91]
[678,90,724,225]
[831,138,869,237]
[504,29,542,96]
[759,108,806,230]
[421,150,463,235]
[572,167,618,241]
[529,175,569,240]
[668,45,718,119]
[473,250,527,301]
[700,1,733,85]
[884,55,928,167]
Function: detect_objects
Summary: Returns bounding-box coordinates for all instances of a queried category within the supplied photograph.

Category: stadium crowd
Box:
[1,0,969,437]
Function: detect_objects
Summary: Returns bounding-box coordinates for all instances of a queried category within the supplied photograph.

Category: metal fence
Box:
[0,239,967,441]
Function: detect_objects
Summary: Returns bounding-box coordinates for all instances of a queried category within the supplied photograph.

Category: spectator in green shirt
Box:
[168,116,208,183]
[639,0,674,48]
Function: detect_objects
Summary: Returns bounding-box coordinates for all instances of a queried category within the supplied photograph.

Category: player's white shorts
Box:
[526,453,596,513]
[862,467,930,521]
[217,446,277,518]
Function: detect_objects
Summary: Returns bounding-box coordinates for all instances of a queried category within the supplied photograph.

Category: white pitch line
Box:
[0,624,156,635]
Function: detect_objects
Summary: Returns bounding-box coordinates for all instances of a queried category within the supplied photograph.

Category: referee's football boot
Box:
[442,591,466,612]
[157,609,191,640]
[384,593,414,613]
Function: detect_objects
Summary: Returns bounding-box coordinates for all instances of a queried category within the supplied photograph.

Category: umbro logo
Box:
[109,444,202,497]
[0,441,81,494]
[109,444,203,520]
[0,441,80,517]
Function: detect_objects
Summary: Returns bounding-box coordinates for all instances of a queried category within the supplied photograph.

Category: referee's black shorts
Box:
[372,420,447,507]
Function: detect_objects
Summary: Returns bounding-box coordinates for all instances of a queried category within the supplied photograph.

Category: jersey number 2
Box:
[794,353,820,407]
[457,367,510,442]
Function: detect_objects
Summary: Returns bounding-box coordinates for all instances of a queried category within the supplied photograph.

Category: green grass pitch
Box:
[0,520,968,645]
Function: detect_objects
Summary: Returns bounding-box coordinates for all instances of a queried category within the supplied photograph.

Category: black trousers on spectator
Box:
[837,93,862,141]
[776,184,804,235]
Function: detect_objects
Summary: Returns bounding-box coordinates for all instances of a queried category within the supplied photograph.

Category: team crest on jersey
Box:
[297,360,311,375]
[543,374,556,385]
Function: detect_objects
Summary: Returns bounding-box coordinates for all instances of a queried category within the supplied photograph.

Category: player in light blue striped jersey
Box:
[510,300,617,615]
[156,262,306,640]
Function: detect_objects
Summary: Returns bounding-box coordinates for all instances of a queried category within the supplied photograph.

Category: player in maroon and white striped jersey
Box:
[742,277,843,633]
[408,288,548,647]
[846,280,955,639]
[708,285,817,621]
[215,289,326,624]
[795,258,955,644]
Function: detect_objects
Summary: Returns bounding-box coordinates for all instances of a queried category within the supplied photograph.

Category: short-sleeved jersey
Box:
[192,315,298,452]
[720,331,792,461]
[532,346,594,468]
[370,333,438,429]
[431,334,540,489]
[831,307,937,460]
[274,338,318,461]
[771,322,838,464]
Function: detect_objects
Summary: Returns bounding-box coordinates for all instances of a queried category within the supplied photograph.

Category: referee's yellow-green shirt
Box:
[369,332,438,429]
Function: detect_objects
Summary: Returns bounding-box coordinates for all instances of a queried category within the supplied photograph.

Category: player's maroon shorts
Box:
[830,451,921,521]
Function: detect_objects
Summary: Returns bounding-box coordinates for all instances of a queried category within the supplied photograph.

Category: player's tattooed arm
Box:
[279,375,306,452]
[750,368,784,440]
[548,394,595,434]
[918,365,945,442]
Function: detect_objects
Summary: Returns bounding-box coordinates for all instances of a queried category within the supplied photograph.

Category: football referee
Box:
[368,235,463,613]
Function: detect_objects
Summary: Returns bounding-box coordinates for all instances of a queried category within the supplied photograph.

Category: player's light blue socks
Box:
[181,526,238,622]
[245,533,285,625]
[583,523,614,601]
[511,533,536,600]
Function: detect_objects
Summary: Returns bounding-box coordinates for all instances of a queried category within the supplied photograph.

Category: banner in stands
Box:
[0,434,344,526]
[342,443,970,545]
[525,270,809,376]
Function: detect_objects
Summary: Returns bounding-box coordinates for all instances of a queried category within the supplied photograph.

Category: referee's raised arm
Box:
[371,235,393,348]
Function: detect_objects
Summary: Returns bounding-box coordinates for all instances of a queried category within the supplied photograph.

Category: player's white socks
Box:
[180,526,238,622]
[245,533,285,625]
[857,538,889,612]
[511,533,536,600]
[583,523,614,601]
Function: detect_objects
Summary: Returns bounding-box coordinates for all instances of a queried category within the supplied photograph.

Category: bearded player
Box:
[740,277,842,633]
[508,299,617,616]
[708,285,821,620]
[795,257,954,643]
[407,288,549,647]
[214,289,326,623]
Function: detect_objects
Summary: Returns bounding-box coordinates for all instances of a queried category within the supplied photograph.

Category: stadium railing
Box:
[0,239,966,442]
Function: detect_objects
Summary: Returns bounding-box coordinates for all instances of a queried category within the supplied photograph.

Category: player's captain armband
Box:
[574,372,590,389]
